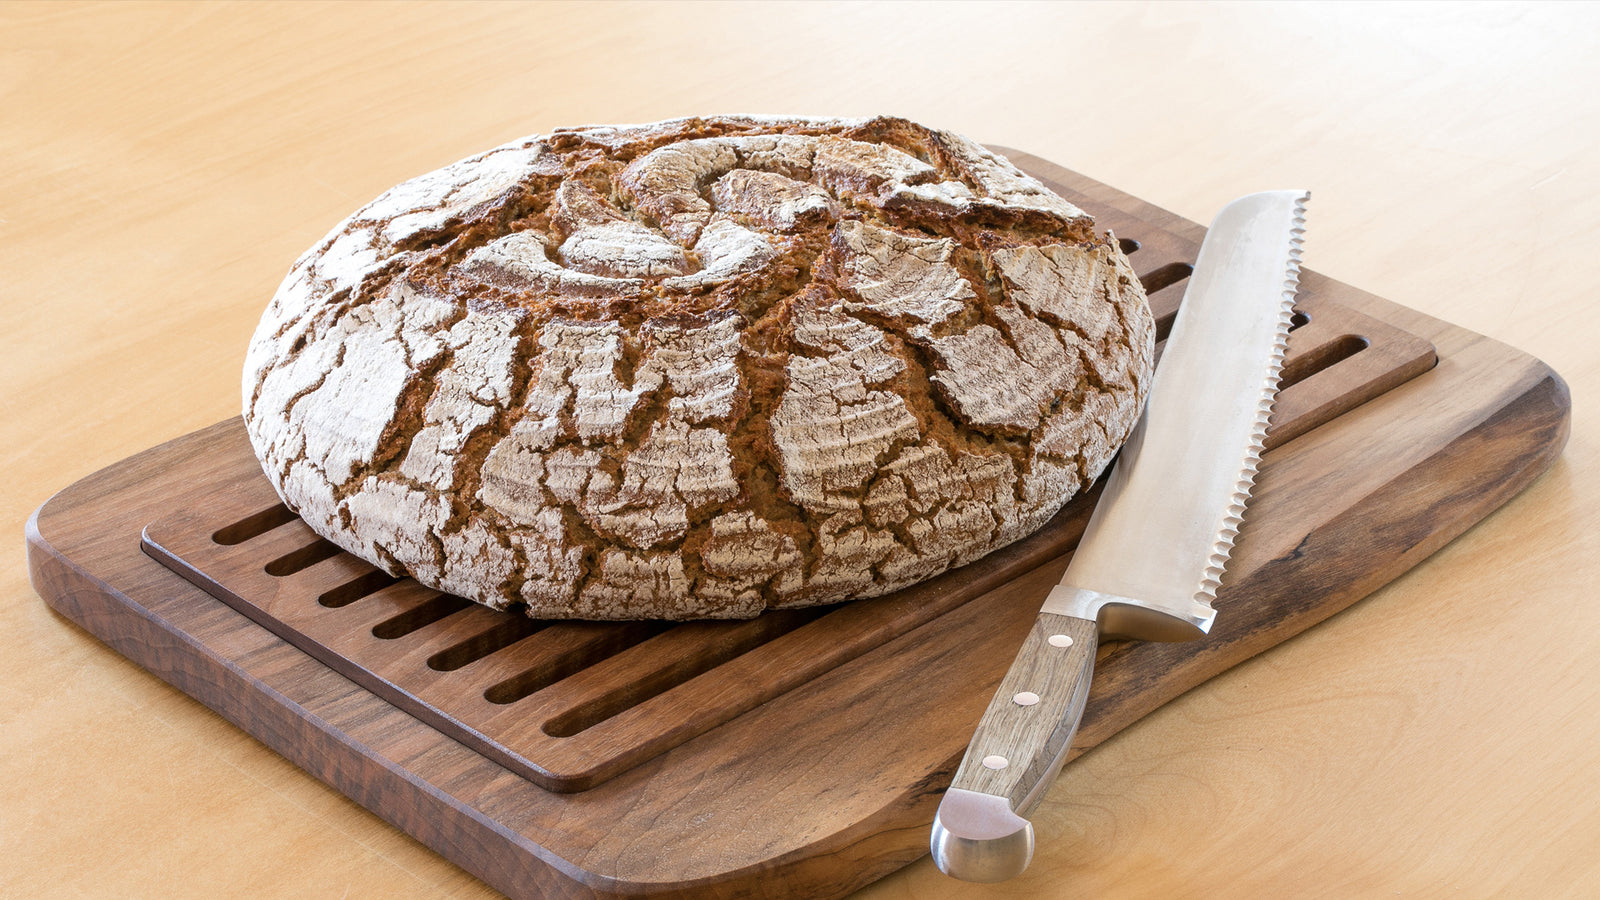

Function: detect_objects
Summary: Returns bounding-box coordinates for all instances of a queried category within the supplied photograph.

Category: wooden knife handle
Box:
[930,612,1099,882]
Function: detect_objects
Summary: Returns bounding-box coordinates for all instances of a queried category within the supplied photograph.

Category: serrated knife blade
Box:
[930,190,1309,883]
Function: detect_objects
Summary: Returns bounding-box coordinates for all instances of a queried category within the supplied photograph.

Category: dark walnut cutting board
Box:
[27,150,1570,899]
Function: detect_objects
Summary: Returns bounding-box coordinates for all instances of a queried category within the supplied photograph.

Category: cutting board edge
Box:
[27,508,603,899]
[20,146,1576,897]
[26,472,942,899]
[23,354,1570,899]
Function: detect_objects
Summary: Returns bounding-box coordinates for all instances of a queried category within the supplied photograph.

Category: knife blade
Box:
[930,190,1309,883]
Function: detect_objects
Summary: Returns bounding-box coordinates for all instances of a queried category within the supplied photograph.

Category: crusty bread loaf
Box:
[243,116,1155,620]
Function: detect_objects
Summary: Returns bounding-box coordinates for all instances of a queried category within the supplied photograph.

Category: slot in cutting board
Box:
[139,233,1432,795]
[28,150,1570,899]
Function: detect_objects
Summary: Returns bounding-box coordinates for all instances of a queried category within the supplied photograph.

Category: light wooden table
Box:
[4,2,1596,896]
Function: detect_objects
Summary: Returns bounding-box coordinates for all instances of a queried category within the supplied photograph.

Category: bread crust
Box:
[244,116,1155,619]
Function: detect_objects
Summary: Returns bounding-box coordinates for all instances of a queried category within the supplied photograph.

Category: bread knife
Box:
[930,190,1309,883]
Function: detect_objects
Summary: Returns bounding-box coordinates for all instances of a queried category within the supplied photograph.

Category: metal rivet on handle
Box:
[1013,691,1040,707]
[1048,634,1074,648]
[982,755,1009,770]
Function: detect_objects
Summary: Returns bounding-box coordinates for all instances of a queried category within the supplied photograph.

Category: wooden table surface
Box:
[4,2,1596,897]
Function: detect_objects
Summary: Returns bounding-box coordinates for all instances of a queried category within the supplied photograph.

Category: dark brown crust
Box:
[243,116,1152,620]
[400,117,1103,330]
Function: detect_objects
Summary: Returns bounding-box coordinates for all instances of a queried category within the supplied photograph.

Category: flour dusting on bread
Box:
[243,116,1155,620]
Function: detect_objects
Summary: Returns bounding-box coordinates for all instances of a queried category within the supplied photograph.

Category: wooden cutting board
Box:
[27,151,1570,899]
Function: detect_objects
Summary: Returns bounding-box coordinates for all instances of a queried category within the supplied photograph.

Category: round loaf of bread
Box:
[243,116,1155,620]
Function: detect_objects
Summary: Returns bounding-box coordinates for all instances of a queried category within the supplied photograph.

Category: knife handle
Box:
[930,612,1099,883]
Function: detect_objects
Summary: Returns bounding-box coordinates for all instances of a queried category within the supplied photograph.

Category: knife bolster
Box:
[930,788,1035,883]
[1042,585,1215,642]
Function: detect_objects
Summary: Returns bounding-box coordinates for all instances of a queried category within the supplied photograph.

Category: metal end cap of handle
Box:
[930,788,1035,883]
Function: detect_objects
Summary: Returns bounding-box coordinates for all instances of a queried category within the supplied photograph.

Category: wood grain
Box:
[6,3,1597,898]
[949,613,1099,810]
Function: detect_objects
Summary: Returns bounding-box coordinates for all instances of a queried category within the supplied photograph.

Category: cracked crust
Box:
[243,115,1155,620]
